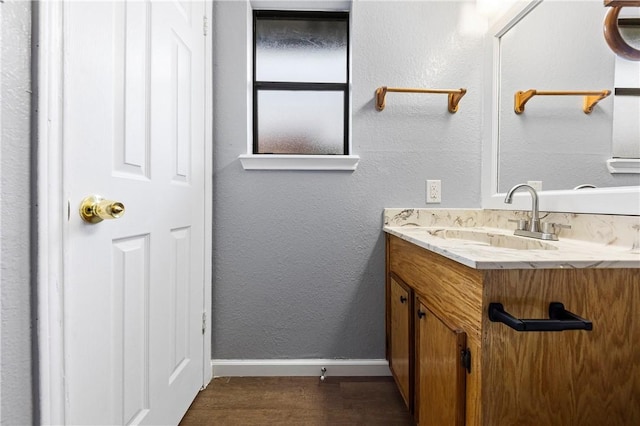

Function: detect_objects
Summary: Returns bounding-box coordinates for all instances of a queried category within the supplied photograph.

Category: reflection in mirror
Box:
[611,8,640,161]
[619,17,640,51]
[483,0,640,215]
[497,1,640,193]
[604,5,640,60]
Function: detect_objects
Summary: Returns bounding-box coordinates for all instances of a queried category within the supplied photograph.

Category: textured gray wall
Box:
[212,1,484,359]
[1,1,34,424]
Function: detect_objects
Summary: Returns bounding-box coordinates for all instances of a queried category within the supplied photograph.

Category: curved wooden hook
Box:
[603,6,640,61]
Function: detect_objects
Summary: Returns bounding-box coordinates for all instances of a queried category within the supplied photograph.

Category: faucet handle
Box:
[508,218,528,231]
[540,222,571,234]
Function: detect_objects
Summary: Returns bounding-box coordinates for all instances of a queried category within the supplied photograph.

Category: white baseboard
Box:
[211,359,391,378]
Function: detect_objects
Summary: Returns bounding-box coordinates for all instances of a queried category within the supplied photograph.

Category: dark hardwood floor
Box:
[179,376,414,425]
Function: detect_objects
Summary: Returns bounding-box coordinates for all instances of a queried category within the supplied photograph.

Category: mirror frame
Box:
[481,0,640,215]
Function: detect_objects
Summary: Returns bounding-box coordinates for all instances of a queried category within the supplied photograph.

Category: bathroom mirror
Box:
[482,0,640,215]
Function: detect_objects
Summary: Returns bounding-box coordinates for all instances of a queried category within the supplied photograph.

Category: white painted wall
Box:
[1,1,34,424]
[212,0,485,360]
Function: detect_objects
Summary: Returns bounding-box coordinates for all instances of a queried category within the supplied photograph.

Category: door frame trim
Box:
[35,2,213,423]
[36,2,66,423]
[202,0,214,391]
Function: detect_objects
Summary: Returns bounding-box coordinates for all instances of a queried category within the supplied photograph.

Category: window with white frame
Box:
[252,10,350,155]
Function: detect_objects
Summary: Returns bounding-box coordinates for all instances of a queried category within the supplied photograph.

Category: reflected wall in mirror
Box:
[497,0,640,193]
[619,13,640,51]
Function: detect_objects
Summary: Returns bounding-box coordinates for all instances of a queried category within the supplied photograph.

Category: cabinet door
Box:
[389,276,412,409]
[416,300,467,426]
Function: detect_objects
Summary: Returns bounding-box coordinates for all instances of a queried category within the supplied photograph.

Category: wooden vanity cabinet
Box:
[385,233,640,426]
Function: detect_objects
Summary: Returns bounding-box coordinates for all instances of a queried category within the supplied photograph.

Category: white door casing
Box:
[36,1,213,424]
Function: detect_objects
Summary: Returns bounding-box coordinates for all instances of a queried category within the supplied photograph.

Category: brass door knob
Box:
[79,195,125,224]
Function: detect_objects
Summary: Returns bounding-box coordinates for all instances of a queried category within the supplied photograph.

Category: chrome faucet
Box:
[504,183,540,232]
[503,183,571,241]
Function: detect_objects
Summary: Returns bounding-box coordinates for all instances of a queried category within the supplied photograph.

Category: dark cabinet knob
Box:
[400,295,407,304]
[417,310,426,319]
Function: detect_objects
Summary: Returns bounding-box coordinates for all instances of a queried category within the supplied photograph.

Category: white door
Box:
[63,1,207,424]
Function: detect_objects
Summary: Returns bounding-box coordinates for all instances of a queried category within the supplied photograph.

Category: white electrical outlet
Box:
[426,180,441,203]
[527,180,543,191]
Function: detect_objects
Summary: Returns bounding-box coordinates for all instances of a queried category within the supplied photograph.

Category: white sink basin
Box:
[425,228,558,251]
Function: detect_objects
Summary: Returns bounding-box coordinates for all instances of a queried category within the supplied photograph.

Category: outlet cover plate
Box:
[426,180,441,203]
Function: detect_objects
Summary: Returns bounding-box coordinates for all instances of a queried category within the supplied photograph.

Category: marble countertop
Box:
[384,209,640,270]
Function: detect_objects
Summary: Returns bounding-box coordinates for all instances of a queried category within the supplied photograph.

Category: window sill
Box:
[238,154,360,171]
[607,158,640,174]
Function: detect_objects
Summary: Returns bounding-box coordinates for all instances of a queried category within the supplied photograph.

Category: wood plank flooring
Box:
[179,376,414,425]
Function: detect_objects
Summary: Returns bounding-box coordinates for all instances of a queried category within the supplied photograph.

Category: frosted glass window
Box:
[257,91,344,154]
[256,16,348,83]
[253,11,349,155]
